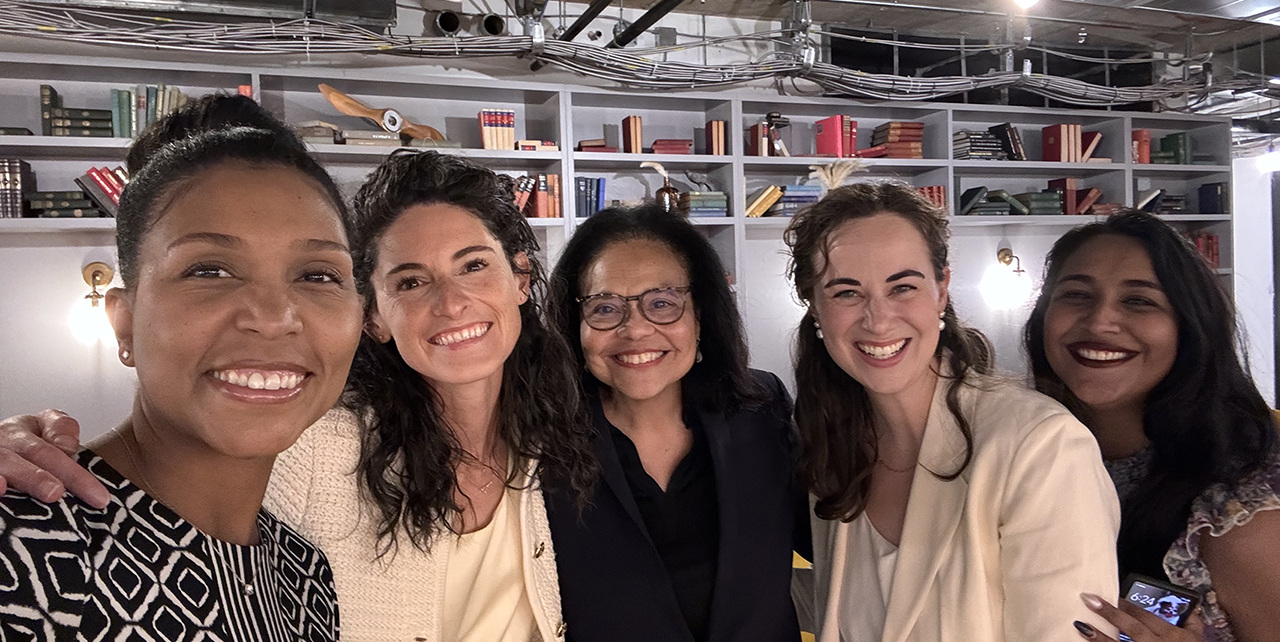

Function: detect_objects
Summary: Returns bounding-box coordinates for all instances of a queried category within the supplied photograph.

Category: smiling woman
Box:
[786,182,1121,642]
[0,124,358,640]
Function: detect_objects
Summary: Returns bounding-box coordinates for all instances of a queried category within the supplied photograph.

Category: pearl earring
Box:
[814,320,824,340]
[120,349,130,362]
[938,312,946,332]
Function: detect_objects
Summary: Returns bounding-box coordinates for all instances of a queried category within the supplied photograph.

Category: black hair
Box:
[1024,209,1278,579]
[547,203,763,411]
[344,150,598,554]
[785,181,993,522]
[116,125,349,288]
[126,94,305,175]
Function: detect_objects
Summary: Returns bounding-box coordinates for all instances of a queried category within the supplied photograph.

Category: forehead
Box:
[377,202,498,261]
[582,238,688,295]
[821,213,932,277]
[1056,234,1158,284]
[149,163,346,245]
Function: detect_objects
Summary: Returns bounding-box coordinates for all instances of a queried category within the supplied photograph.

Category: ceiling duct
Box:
[36,0,397,27]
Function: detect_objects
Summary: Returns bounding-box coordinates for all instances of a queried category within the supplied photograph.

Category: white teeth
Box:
[431,323,490,346]
[617,351,664,365]
[857,340,907,359]
[213,369,304,390]
[1076,348,1130,362]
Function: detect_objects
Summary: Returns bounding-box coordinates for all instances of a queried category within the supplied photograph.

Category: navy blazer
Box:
[545,370,810,642]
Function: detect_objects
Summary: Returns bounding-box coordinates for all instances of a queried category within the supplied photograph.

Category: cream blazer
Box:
[805,373,1121,642]
[263,408,565,642]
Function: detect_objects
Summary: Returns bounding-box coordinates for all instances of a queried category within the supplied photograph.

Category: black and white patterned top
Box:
[0,450,340,641]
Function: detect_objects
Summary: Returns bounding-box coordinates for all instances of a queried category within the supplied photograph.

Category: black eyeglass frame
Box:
[576,286,693,331]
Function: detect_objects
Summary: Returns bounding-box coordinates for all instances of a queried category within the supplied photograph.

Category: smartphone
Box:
[1117,573,1200,642]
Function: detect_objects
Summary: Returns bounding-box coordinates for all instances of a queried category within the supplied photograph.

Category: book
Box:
[622,115,643,154]
[815,115,850,157]
[576,138,606,149]
[39,208,104,218]
[40,84,60,136]
[746,123,769,156]
[27,190,86,200]
[1080,131,1102,161]
[987,189,1029,214]
[1131,129,1151,163]
[50,127,113,137]
[28,198,95,210]
[1198,182,1228,214]
[1042,124,1070,162]
[957,186,988,215]
[1160,132,1191,165]
[1074,187,1103,214]
[1047,178,1078,217]
[744,185,783,217]
[988,123,1026,161]
[74,172,117,216]
[1136,188,1165,211]
[704,120,727,155]
[0,127,33,136]
[854,144,888,158]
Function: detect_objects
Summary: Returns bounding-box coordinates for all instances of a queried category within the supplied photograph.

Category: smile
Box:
[212,369,305,390]
[1068,343,1137,365]
[429,322,491,346]
[614,351,666,365]
[856,339,907,360]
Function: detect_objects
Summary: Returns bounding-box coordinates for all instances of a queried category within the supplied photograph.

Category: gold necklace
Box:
[113,427,263,597]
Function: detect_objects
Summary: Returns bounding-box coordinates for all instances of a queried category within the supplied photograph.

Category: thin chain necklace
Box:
[114,427,264,597]
[876,458,916,473]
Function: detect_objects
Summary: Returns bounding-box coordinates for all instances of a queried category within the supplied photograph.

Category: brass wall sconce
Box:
[996,247,1026,275]
[82,261,113,308]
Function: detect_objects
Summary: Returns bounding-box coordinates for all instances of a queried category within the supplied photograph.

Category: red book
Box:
[748,123,769,156]
[87,167,121,204]
[237,84,253,99]
[535,174,549,218]
[854,144,888,158]
[1080,131,1102,161]
[843,117,857,157]
[876,121,925,130]
[622,116,642,154]
[1132,129,1151,163]
[1042,124,1068,162]
[872,130,923,143]
[579,145,619,153]
[1047,178,1078,216]
[815,115,845,157]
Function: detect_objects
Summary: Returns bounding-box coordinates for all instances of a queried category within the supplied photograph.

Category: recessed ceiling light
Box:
[1014,0,1041,8]
[1269,77,1280,86]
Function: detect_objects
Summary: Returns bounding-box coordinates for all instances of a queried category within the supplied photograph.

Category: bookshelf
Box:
[0,51,1236,375]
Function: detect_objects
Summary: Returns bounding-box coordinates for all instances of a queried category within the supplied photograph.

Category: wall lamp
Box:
[981,244,1033,310]
[69,261,117,345]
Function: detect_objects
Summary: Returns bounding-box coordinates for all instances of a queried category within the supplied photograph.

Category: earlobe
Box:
[939,266,952,311]
[104,287,135,367]
[365,310,391,344]
[513,251,533,303]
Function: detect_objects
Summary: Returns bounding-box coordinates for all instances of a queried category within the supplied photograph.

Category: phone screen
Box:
[1117,578,1197,642]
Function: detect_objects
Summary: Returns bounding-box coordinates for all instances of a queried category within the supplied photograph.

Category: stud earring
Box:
[938,311,946,332]
[814,320,824,340]
[119,349,131,362]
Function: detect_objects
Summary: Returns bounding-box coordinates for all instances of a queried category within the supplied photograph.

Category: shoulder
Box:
[957,373,1091,448]
[1180,449,1280,550]
[258,510,342,635]
[277,407,363,469]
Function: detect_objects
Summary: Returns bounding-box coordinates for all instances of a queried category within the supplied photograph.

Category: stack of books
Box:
[1042,123,1084,162]
[577,138,618,153]
[342,130,401,147]
[679,191,729,217]
[704,120,727,155]
[0,159,35,218]
[650,139,693,155]
[765,185,822,217]
[574,176,606,217]
[41,84,191,139]
[26,190,102,218]
[514,173,561,218]
[987,123,1027,161]
[953,131,1006,160]
[1090,202,1124,216]
[956,186,1013,216]
[916,185,948,211]
[1157,193,1188,214]
[479,109,516,150]
[295,120,339,145]
[1198,182,1228,214]
[622,116,643,154]
[73,166,127,217]
[1152,132,1190,165]
[517,140,559,151]
[1186,231,1220,269]
[1013,191,1064,215]
[866,121,924,158]
[814,115,856,157]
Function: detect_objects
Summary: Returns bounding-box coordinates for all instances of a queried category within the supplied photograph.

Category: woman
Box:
[786,182,1119,642]
[544,204,808,642]
[1024,210,1280,642]
[0,146,598,641]
[0,126,360,639]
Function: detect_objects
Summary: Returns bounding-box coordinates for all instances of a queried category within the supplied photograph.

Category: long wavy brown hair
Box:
[785,182,992,522]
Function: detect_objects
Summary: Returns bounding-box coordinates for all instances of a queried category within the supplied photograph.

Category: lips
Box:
[428,322,491,346]
[613,350,666,366]
[856,339,908,360]
[1067,342,1137,366]
[212,368,306,391]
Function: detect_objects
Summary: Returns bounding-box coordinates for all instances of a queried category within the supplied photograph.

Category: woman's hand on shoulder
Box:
[0,409,109,508]
[1075,593,1204,642]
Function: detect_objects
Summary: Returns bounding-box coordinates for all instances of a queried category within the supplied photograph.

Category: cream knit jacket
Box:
[263,408,566,642]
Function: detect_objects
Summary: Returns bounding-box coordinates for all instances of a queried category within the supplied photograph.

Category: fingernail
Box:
[38,481,64,502]
[52,436,78,450]
[1073,621,1096,639]
[1081,593,1105,610]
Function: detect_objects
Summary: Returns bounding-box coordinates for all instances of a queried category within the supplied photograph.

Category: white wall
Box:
[1232,156,1275,406]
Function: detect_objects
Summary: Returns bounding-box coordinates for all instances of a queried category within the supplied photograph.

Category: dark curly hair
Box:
[547,203,762,411]
[117,126,348,288]
[785,181,993,522]
[126,94,304,176]
[1023,209,1277,579]
[345,150,598,554]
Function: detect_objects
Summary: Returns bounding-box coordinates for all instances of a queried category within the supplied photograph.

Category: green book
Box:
[110,88,122,138]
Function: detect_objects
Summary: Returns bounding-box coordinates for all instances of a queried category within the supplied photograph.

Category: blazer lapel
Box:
[699,406,738,639]
[880,379,971,642]
[590,394,654,543]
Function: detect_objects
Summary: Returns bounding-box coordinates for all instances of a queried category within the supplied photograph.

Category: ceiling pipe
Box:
[605,0,686,49]
[530,0,616,71]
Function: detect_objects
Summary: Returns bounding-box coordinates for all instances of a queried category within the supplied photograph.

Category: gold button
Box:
[534,541,546,558]
[556,621,567,637]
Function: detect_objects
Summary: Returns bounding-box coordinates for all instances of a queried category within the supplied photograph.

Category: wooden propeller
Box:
[317,83,444,141]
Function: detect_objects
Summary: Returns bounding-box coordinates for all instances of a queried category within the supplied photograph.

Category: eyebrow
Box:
[168,233,348,254]
[1057,274,1163,290]
[822,269,926,289]
[384,246,497,277]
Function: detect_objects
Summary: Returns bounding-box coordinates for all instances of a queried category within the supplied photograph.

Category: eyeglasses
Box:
[577,287,692,331]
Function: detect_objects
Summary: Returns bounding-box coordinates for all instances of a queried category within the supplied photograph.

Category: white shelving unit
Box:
[0,52,1234,379]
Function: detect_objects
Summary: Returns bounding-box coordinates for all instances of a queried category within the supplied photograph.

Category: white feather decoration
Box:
[807,159,867,192]
[640,161,669,179]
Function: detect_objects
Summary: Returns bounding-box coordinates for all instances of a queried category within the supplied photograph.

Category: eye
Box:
[462,258,489,274]
[589,302,619,316]
[891,284,917,294]
[1124,296,1157,307]
[1054,289,1090,301]
[301,269,344,285]
[832,289,861,300]
[396,276,424,291]
[183,263,232,279]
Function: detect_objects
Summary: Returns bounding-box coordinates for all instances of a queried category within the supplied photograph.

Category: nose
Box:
[1083,299,1123,334]
[428,277,469,318]
[614,300,656,339]
[235,282,304,338]
[860,295,892,334]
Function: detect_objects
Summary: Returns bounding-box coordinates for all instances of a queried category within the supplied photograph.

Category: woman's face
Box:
[367,203,530,394]
[107,163,362,458]
[579,239,698,404]
[1042,234,1178,414]
[811,214,949,400]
